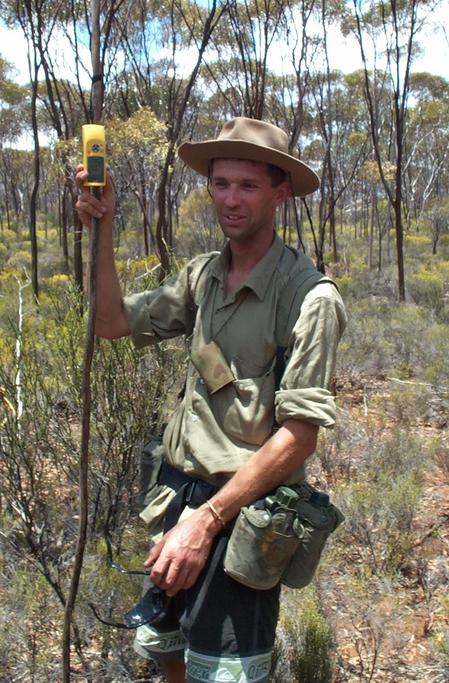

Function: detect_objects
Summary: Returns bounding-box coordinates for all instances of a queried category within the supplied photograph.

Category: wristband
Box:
[206,499,226,528]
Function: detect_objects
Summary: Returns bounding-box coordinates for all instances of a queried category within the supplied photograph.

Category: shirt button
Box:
[199,378,205,385]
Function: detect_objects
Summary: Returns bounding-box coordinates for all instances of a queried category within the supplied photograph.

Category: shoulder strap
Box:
[189,252,219,307]
[275,251,332,349]
[188,247,333,347]
[274,250,335,392]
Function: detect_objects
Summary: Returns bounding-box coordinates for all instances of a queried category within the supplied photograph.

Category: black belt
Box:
[119,464,222,630]
[158,462,219,533]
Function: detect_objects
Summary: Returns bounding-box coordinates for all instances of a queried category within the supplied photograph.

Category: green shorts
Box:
[133,536,280,683]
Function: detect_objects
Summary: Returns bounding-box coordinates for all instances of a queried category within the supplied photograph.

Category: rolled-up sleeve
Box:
[275,282,347,427]
[122,257,205,349]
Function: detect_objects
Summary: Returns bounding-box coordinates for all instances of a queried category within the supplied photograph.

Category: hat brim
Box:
[177,139,320,197]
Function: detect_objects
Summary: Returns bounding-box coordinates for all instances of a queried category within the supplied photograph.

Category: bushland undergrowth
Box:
[0,223,448,681]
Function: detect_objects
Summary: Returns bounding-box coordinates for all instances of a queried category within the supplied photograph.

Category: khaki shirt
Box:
[124,234,347,491]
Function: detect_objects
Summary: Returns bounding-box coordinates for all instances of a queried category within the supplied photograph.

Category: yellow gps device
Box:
[82,124,106,186]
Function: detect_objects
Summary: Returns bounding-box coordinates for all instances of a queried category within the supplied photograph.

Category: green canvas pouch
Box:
[281,494,345,589]
[223,483,344,592]
[223,504,299,590]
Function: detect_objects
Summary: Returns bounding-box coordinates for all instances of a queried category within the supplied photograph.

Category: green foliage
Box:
[338,288,449,383]
[404,234,432,248]
[0,556,58,680]
[0,241,7,265]
[334,273,352,298]
[430,435,449,479]
[37,227,59,243]
[408,265,446,318]
[334,429,424,575]
[373,383,434,423]
[272,588,335,683]
[433,596,449,670]
[8,248,32,268]
[0,277,186,678]
[107,107,168,185]
[1,228,19,244]
[178,187,223,257]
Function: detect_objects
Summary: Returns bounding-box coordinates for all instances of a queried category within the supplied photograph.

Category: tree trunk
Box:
[61,188,70,272]
[73,213,83,290]
[29,60,40,302]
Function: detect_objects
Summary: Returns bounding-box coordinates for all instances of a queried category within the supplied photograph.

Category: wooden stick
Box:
[62,1,103,679]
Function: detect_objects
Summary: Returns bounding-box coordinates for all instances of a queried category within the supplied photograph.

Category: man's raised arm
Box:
[75,166,130,339]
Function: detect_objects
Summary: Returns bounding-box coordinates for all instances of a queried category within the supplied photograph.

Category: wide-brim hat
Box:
[178,117,320,197]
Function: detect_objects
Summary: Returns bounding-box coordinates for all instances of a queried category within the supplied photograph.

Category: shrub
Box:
[37,227,59,243]
[0,228,18,244]
[0,283,186,678]
[420,322,449,385]
[408,266,446,317]
[433,596,449,674]
[334,429,424,574]
[373,382,434,423]
[334,273,352,298]
[430,434,449,478]
[272,588,335,683]
[0,557,58,680]
[338,295,449,383]
[404,234,432,252]
[336,298,393,378]
[8,249,32,267]
[0,242,8,264]
[45,273,71,289]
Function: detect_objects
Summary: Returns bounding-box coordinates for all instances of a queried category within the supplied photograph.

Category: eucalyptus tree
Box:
[107,107,169,256]
[2,0,52,300]
[204,0,289,119]
[0,57,29,233]
[203,1,322,254]
[343,0,442,300]
[108,0,231,275]
[405,72,449,229]
[0,0,130,289]
[261,1,368,267]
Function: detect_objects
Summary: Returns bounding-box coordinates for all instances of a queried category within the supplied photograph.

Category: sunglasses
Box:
[88,535,168,630]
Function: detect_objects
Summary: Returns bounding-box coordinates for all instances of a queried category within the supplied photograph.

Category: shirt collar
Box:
[208,232,284,301]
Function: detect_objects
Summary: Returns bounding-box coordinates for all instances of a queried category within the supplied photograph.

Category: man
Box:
[76,117,346,683]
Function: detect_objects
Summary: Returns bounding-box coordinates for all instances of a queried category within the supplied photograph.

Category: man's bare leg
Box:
[160,659,186,683]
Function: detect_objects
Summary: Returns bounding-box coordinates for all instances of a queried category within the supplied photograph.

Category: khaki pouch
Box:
[190,339,235,394]
[223,506,299,590]
[281,498,344,589]
[223,485,344,591]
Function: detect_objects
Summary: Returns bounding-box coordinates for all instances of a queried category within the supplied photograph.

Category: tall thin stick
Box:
[62,1,103,679]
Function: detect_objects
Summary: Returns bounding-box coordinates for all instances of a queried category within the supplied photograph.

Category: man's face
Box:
[209,159,289,244]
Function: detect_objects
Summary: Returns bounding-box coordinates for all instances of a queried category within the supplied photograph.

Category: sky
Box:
[1,4,449,85]
[1,3,448,148]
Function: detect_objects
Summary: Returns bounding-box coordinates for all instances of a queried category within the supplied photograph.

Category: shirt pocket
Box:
[213,364,276,446]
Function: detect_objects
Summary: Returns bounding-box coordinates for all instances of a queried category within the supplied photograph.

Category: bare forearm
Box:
[76,166,130,340]
[208,418,318,524]
[90,217,130,339]
[146,419,317,595]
